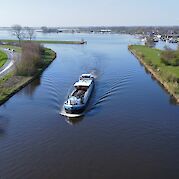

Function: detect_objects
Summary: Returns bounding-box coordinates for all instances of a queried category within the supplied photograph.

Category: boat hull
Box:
[64,81,94,114]
[64,104,86,114]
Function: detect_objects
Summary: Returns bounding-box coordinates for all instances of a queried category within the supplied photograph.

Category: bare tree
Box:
[24,26,35,41]
[11,25,24,45]
[145,37,156,48]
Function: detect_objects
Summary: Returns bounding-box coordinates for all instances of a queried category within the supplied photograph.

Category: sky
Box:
[0,0,179,27]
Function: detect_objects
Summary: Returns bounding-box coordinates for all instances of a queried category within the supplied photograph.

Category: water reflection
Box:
[21,78,41,96]
[0,128,5,137]
[169,96,179,105]
[0,115,8,137]
[65,116,84,125]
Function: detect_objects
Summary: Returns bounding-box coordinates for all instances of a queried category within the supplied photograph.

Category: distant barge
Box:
[64,74,94,114]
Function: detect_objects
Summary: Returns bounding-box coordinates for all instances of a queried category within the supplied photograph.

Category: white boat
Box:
[64,74,94,114]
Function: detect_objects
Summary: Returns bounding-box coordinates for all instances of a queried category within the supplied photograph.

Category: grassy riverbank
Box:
[0,49,8,67]
[128,45,179,103]
[0,45,21,53]
[0,39,86,44]
[0,47,56,105]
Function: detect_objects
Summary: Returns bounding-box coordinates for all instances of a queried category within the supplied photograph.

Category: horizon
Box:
[1,25,179,28]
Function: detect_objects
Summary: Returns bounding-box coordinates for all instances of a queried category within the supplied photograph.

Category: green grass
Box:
[0,47,56,105]
[0,76,31,102]
[0,39,85,44]
[37,48,56,73]
[129,45,179,96]
[0,45,21,53]
[0,72,13,84]
[0,49,8,67]
[129,45,179,78]
[36,40,85,44]
[43,48,56,63]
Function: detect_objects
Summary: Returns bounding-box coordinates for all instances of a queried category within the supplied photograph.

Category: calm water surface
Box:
[0,33,179,179]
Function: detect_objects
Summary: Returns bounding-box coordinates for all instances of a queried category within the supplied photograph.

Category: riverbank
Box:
[0,39,87,45]
[0,47,56,105]
[128,45,179,103]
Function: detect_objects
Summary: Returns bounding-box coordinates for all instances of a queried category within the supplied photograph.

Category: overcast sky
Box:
[0,0,179,27]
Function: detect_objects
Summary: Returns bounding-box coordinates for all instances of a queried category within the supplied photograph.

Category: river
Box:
[0,31,179,179]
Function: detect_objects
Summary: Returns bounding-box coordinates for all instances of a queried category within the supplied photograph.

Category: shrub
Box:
[146,58,152,66]
[165,73,177,83]
[16,42,44,76]
[153,64,158,69]
[141,54,145,58]
[161,50,179,66]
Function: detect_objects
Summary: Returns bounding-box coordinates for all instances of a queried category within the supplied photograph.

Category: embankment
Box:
[128,45,179,103]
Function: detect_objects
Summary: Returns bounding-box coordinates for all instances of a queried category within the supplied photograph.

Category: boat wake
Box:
[86,74,133,112]
[60,72,132,120]
[88,69,100,79]
[60,107,84,118]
